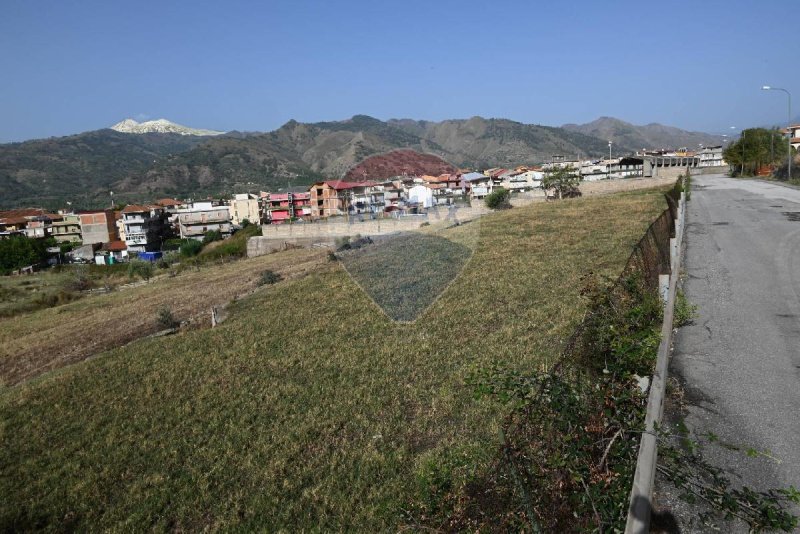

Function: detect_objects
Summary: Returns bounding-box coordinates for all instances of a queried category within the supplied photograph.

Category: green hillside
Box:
[0,188,668,530]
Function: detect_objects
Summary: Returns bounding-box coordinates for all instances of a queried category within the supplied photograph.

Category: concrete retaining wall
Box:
[247,205,494,258]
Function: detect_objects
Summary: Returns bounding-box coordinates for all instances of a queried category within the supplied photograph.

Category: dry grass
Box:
[0,187,670,531]
[0,249,327,387]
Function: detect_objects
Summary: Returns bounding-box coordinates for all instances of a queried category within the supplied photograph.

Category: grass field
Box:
[0,249,326,387]
[1,188,669,530]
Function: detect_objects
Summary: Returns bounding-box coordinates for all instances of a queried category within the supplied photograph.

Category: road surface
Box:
[655,175,800,532]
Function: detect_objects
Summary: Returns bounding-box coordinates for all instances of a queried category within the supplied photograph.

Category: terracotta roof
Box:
[155,198,183,207]
[121,204,158,213]
[323,180,378,190]
[0,208,61,222]
[102,240,127,252]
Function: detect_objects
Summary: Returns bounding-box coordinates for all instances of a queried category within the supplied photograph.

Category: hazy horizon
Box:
[2,0,796,143]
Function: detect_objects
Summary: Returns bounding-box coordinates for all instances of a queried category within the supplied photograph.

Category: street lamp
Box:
[762,85,792,179]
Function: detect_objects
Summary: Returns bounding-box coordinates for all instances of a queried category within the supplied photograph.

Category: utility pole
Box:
[741,130,746,176]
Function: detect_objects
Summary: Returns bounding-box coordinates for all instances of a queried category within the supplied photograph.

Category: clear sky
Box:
[0,0,795,142]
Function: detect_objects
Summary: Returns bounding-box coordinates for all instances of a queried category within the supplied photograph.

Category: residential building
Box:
[609,157,645,178]
[229,193,261,226]
[115,212,126,242]
[462,172,492,199]
[176,201,232,241]
[0,208,61,238]
[22,215,59,238]
[79,210,118,245]
[263,192,312,224]
[697,146,725,167]
[122,205,168,253]
[502,169,544,190]
[96,240,128,264]
[51,213,82,243]
[407,184,435,208]
[786,125,800,150]
[309,180,378,218]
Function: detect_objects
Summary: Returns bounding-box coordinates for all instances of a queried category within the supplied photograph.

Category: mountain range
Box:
[561,117,724,152]
[0,115,725,209]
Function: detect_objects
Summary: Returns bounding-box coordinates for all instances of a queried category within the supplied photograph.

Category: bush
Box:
[179,240,204,258]
[156,306,179,330]
[127,260,154,281]
[484,188,512,210]
[202,230,223,245]
[66,266,93,292]
[258,269,282,286]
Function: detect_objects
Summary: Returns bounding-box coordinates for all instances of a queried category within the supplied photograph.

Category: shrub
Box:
[66,266,93,292]
[202,230,223,245]
[485,188,512,210]
[179,240,204,258]
[156,306,179,330]
[127,260,154,281]
[258,269,282,286]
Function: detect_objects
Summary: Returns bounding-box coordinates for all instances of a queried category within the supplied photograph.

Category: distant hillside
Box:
[387,116,612,167]
[561,117,725,152]
[345,149,457,180]
[1,114,724,208]
[0,130,206,209]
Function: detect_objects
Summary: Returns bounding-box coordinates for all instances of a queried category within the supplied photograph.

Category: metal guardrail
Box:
[624,187,686,533]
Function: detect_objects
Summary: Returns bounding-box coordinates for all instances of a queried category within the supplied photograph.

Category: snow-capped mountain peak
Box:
[110,118,224,136]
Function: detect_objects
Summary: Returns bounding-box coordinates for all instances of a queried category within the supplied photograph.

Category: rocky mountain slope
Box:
[562,117,725,152]
[345,149,457,180]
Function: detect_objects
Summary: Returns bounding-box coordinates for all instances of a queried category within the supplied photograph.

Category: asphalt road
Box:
[656,174,800,531]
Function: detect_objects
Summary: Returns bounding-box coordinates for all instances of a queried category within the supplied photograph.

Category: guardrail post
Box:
[659,274,670,305]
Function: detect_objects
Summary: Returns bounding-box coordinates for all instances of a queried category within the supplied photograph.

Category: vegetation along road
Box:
[659,174,800,530]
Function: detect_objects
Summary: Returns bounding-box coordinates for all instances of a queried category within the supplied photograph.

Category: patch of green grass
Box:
[0,264,129,319]
[338,232,473,321]
[0,188,669,530]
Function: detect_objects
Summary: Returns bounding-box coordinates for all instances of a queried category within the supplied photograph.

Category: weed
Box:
[674,289,697,327]
[155,306,179,330]
[258,269,282,286]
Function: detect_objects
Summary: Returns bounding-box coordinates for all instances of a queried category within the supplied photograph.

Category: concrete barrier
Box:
[624,187,687,533]
[247,205,493,258]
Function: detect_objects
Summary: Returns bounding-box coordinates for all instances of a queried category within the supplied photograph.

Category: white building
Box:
[407,184,435,208]
[697,146,725,167]
[229,193,261,226]
[121,205,168,253]
[499,170,544,190]
[177,202,232,241]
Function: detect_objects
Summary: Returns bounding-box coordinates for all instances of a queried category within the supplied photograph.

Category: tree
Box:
[542,165,581,200]
[723,127,791,177]
[0,235,54,274]
[485,188,512,209]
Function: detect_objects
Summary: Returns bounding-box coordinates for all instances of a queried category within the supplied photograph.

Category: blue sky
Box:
[0,0,795,142]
